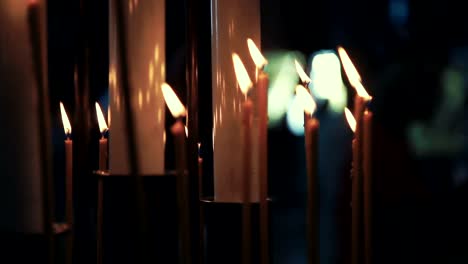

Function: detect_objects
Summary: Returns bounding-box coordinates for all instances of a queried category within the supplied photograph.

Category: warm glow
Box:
[294,60,312,84]
[161,83,186,118]
[337,46,371,100]
[295,85,316,115]
[60,102,72,135]
[95,102,108,134]
[185,126,188,138]
[247,38,267,68]
[344,107,356,133]
[232,53,253,95]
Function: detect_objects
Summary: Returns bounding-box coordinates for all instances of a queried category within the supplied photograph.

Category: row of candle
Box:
[57,39,372,264]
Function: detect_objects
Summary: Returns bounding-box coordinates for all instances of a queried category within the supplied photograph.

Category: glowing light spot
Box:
[286,94,305,136]
[310,51,347,112]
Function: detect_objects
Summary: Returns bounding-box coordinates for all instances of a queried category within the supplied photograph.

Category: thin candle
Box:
[162,82,191,264]
[95,102,108,264]
[345,107,362,264]
[295,59,312,88]
[247,38,270,264]
[362,110,373,264]
[233,52,253,264]
[339,46,373,264]
[197,142,205,264]
[60,102,73,264]
[297,85,320,264]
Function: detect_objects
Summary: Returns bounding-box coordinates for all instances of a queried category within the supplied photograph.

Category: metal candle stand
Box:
[199,197,272,264]
[94,170,182,264]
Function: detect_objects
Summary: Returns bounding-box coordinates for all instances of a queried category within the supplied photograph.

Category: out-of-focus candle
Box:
[345,107,362,264]
[297,85,320,264]
[233,53,254,264]
[162,82,191,264]
[363,110,373,264]
[60,102,73,264]
[247,38,270,264]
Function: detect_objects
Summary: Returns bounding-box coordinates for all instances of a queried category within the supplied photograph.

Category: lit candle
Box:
[233,52,254,264]
[247,38,270,264]
[95,102,108,264]
[297,85,320,264]
[162,82,191,264]
[362,110,373,264]
[96,102,109,171]
[60,102,73,264]
[339,47,373,264]
[345,107,362,264]
[295,59,312,88]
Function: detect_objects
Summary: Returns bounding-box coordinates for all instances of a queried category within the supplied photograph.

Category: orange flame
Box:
[295,85,316,115]
[344,107,356,133]
[232,53,253,96]
[161,83,186,118]
[247,38,267,68]
[60,102,72,135]
[337,46,371,100]
[95,102,108,134]
[294,60,312,84]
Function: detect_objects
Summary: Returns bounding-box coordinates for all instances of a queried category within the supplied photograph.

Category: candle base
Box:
[200,198,272,264]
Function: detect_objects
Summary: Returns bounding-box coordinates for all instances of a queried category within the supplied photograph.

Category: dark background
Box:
[44,0,467,263]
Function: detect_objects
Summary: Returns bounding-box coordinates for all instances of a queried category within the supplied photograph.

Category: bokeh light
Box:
[309,50,347,113]
[286,94,306,137]
[264,50,305,128]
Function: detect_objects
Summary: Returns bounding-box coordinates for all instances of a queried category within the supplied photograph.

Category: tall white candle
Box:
[211,0,261,202]
[109,0,166,175]
[0,0,48,234]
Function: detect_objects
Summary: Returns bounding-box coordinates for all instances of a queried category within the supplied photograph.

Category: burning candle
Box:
[60,102,73,264]
[345,107,362,264]
[339,47,373,264]
[362,110,373,264]
[233,53,254,264]
[95,102,108,264]
[297,85,320,264]
[295,59,312,88]
[247,38,270,264]
[96,102,109,171]
[162,82,191,264]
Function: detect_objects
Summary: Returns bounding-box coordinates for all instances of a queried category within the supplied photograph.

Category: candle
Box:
[162,83,191,264]
[363,110,373,264]
[197,143,205,264]
[295,59,312,87]
[345,107,362,264]
[247,38,270,264]
[211,0,261,203]
[60,102,73,264]
[96,102,109,171]
[338,47,373,264]
[297,85,320,264]
[233,53,254,264]
[95,102,108,264]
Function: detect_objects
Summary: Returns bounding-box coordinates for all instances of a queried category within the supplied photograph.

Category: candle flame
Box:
[60,102,72,135]
[95,102,108,134]
[185,126,188,138]
[295,85,316,115]
[232,53,253,95]
[294,60,312,84]
[247,38,267,68]
[337,46,372,100]
[344,107,356,133]
[161,83,187,118]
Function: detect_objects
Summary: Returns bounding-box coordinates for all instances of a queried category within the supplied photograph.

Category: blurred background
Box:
[43,0,467,263]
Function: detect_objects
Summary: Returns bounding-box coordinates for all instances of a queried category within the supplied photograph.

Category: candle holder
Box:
[94,170,187,263]
[199,196,272,264]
